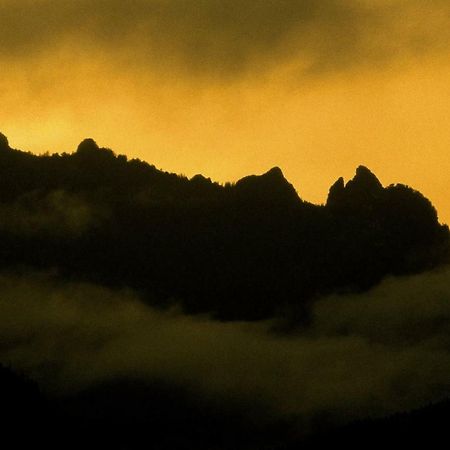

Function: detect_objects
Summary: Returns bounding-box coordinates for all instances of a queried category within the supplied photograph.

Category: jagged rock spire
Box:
[326,176,345,208]
[326,166,383,210]
[346,165,383,194]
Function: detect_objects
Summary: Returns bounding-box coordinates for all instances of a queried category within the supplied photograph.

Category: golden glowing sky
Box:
[1,0,450,222]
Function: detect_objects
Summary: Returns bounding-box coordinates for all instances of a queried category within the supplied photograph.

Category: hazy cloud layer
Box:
[1,0,449,76]
[2,266,450,427]
[0,190,102,237]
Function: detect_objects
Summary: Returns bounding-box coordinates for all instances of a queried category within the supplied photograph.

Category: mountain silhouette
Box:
[327,165,383,211]
[234,166,300,205]
[0,134,447,320]
[0,132,9,151]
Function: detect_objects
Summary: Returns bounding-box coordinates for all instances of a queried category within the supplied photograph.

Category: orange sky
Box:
[1,0,449,223]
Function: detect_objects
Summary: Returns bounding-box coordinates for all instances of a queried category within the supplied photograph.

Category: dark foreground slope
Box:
[2,363,450,450]
[297,399,450,449]
[0,133,448,320]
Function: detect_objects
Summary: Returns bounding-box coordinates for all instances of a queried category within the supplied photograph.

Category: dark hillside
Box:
[0,133,447,320]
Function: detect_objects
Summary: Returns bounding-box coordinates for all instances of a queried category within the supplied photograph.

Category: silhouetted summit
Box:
[0,133,447,320]
[75,138,117,168]
[351,165,383,192]
[0,132,9,151]
[235,166,299,204]
[327,165,383,210]
[263,166,285,179]
[76,138,100,154]
[327,176,345,209]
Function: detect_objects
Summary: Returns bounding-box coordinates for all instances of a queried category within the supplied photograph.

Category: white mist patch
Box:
[1,267,450,424]
[0,190,99,236]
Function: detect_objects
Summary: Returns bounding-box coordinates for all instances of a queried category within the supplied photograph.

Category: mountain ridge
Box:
[0,133,447,320]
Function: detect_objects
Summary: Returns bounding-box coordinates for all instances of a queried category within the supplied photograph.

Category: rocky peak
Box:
[0,132,10,151]
[326,166,383,210]
[264,166,284,179]
[326,176,345,208]
[235,167,300,204]
[347,166,383,194]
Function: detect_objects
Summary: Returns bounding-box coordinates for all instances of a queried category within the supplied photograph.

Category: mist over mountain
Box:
[3,266,450,448]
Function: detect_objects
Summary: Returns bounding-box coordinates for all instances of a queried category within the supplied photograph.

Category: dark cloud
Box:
[2,266,450,427]
[1,0,449,77]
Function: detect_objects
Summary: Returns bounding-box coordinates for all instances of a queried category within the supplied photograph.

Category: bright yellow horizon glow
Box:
[1,48,449,224]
